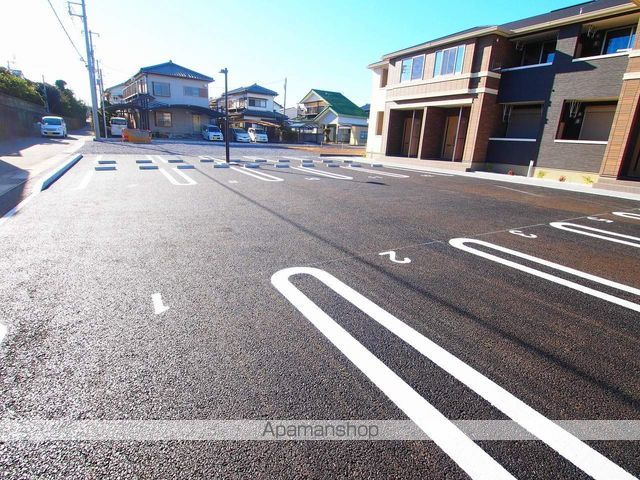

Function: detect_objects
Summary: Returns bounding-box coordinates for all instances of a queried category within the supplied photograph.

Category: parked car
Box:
[40,116,67,138]
[248,127,268,143]
[109,117,128,137]
[202,125,224,141]
[232,128,251,143]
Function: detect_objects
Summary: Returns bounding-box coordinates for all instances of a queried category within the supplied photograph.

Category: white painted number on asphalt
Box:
[305,177,320,181]
[379,250,411,264]
[152,293,169,315]
[228,180,239,184]
[587,216,613,223]
[612,211,640,221]
[508,229,538,239]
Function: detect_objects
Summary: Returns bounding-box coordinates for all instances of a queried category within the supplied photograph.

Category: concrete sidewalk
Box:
[366,156,640,202]
[0,130,90,215]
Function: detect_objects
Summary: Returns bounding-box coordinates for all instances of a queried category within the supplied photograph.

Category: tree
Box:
[0,67,44,106]
[55,79,67,91]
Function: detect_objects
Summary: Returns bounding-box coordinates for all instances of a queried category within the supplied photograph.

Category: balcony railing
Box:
[123,78,148,100]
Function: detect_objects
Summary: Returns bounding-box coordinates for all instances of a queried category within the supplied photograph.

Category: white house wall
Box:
[367,67,386,155]
[145,73,210,108]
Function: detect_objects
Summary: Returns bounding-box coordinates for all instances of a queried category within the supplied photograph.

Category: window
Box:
[603,26,636,54]
[184,86,205,97]
[556,101,617,141]
[379,68,388,88]
[433,45,465,77]
[577,25,636,58]
[400,55,424,82]
[248,97,267,108]
[152,82,170,97]
[504,105,542,138]
[520,40,556,66]
[155,111,172,127]
[375,111,384,135]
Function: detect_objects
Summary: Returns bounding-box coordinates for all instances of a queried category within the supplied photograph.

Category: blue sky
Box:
[2,0,578,108]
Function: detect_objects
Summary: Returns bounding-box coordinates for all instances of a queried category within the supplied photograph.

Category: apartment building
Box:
[112,61,219,137]
[366,0,640,186]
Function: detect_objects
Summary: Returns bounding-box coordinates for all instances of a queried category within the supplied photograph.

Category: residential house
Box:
[111,61,220,137]
[366,0,640,186]
[104,81,126,105]
[294,89,369,145]
[213,83,286,139]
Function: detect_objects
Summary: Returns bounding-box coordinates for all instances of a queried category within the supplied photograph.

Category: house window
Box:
[603,26,636,54]
[505,105,542,138]
[577,25,636,58]
[376,111,384,135]
[379,68,388,88]
[155,111,172,127]
[152,82,170,97]
[433,45,465,77]
[400,55,425,82]
[184,86,204,96]
[556,101,617,141]
[521,40,556,66]
[248,97,267,108]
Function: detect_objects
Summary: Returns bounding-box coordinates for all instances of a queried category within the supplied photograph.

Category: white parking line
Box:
[550,222,640,248]
[158,167,197,186]
[495,185,543,197]
[385,166,454,176]
[272,267,514,480]
[612,211,640,221]
[290,166,352,180]
[343,166,410,178]
[230,166,284,182]
[76,155,99,190]
[272,267,634,480]
[449,238,640,313]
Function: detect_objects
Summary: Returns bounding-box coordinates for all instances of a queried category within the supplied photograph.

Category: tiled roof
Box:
[226,83,278,97]
[310,89,368,118]
[138,61,213,82]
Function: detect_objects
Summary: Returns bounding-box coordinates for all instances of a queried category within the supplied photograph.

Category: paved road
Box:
[0,142,639,479]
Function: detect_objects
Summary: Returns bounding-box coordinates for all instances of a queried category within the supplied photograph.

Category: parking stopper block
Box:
[245,163,260,168]
[200,159,214,163]
[168,159,184,163]
[98,160,116,165]
[177,164,195,169]
[136,159,153,164]
[95,165,116,171]
[327,163,340,167]
[214,163,230,168]
[275,163,290,168]
[371,163,383,167]
[302,162,315,167]
[139,165,159,170]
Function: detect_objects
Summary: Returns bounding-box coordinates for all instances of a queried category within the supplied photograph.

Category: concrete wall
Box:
[0,92,45,140]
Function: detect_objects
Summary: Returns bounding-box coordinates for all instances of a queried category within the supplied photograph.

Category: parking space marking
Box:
[385,166,454,177]
[152,293,169,315]
[495,185,543,197]
[550,222,640,248]
[612,211,640,221]
[508,229,537,239]
[272,267,634,480]
[587,216,614,223]
[229,166,284,182]
[158,167,197,186]
[449,238,640,313]
[290,166,353,180]
[343,166,410,178]
[272,267,515,480]
[76,155,98,190]
[379,250,411,264]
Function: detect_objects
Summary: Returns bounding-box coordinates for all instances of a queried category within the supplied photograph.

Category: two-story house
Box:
[115,61,220,137]
[104,81,126,105]
[294,89,369,145]
[212,83,286,139]
[367,0,640,187]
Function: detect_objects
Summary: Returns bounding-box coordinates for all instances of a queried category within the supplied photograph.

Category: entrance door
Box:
[627,150,640,178]
[401,113,422,157]
[192,114,201,134]
[441,115,458,160]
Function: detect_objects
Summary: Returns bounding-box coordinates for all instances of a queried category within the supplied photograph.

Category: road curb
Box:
[40,153,83,191]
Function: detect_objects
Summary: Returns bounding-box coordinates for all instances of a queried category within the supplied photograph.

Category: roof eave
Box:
[379,26,509,61]
[509,2,640,35]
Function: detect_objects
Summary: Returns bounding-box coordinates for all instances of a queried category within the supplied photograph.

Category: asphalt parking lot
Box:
[0,141,639,479]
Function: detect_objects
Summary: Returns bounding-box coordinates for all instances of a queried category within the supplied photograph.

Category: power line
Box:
[45,0,86,64]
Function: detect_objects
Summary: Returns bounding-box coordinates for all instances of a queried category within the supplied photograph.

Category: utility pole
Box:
[69,0,100,141]
[219,68,229,163]
[96,60,107,138]
[41,75,50,113]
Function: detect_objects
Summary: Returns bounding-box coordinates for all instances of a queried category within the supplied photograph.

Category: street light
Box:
[219,68,230,163]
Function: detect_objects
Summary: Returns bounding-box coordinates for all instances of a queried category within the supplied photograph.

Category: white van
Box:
[248,127,268,143]
[110,117,128,137]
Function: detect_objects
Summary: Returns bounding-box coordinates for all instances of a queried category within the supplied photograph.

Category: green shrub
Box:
[0,67,44,105]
